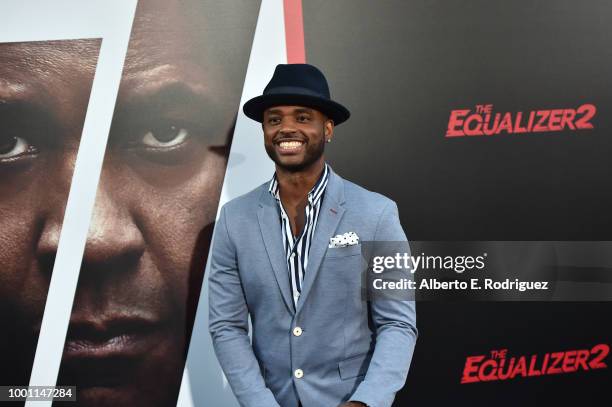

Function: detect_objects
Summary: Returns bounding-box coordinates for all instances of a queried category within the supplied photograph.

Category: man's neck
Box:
[276,159,325,205]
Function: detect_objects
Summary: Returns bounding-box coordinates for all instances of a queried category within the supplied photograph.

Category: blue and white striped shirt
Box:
[268,164,330,308]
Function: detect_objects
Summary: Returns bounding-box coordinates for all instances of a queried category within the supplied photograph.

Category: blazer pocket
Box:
[326,243,362,258]
[338,352,372,380]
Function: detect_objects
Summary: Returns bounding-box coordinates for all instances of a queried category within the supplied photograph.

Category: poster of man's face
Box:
[0,37,101,382]
[1,1,260,406]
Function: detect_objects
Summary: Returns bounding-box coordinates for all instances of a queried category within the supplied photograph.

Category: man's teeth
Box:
[279,141,303,148]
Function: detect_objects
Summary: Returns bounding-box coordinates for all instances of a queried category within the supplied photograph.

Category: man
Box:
[0,38,100,386]
[209,64,417,407]
[0,1,258,406]
[55,2,243,404]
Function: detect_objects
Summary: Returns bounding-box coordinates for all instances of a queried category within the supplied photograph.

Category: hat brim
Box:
[243,93,350,125]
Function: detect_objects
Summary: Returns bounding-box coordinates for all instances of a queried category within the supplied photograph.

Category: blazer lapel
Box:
[257,191,295,314]
[296,169,346,314]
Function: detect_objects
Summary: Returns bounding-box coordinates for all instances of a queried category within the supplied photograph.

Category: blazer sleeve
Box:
[208,205,281,407]
[350,200,418,407]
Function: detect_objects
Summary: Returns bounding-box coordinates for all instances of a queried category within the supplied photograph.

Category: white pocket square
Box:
[328,232,359,248]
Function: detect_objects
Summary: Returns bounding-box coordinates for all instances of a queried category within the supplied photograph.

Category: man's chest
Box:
[279,198,308,239]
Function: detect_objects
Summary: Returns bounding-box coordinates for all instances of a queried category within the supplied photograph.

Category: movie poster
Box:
[1,37,100,386]
[302,0,612,405]
[1,1,259,406]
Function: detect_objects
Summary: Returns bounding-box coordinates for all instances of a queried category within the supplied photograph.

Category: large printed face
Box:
[0,38,101,376]
[1,1,236,406]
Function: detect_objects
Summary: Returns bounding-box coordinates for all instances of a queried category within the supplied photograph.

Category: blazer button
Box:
[293,326,303,336]
[294,369,304,379]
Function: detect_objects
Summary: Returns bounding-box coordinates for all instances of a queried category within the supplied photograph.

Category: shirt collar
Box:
[268,163,330,205]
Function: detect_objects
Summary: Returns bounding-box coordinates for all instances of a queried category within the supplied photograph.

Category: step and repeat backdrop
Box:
[302,0,612,405]
[1,1,610,406]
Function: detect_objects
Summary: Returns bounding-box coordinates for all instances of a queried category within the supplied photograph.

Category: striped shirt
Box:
[268,164,330,308]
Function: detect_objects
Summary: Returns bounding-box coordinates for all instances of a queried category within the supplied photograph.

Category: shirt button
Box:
[293,326,303,336]
[294,369,304,379]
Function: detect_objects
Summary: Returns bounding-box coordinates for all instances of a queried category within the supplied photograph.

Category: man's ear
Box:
[325,119,335,138]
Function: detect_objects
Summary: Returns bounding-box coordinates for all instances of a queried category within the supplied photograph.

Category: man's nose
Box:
[36,158,79,272]
[81,183,145,271]
[37,215,62,273]
[279,118,297,136]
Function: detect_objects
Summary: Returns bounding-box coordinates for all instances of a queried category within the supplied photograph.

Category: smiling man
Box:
[209,64,418,407]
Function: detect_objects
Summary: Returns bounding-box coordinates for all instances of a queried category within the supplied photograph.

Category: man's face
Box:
[1,1,236,406]
[263,105,333,172]
[0,39,101,377]
[56,3,234,406]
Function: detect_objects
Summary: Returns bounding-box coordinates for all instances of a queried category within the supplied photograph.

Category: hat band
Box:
[265,86,328,99]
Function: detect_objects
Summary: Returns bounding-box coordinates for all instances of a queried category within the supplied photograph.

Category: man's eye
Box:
[140,125,189,148]
[268,118,280,125]
[0,136,34,159]
[297,115,309,122]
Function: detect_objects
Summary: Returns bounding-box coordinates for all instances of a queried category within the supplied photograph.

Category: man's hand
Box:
[339,402,367,407]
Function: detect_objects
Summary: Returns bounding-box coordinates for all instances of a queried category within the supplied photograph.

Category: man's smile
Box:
[275,138,306,154]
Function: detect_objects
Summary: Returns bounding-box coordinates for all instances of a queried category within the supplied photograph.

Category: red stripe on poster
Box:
[283,0,305,63]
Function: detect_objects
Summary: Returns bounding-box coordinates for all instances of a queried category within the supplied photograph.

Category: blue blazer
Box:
[209,167,417,407]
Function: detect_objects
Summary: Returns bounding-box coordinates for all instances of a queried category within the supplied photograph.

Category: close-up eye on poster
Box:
[1,1,610,406]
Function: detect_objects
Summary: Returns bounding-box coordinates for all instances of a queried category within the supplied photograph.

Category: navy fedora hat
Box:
[243,63,350,125]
